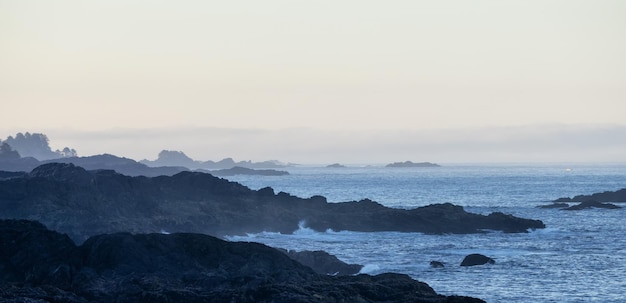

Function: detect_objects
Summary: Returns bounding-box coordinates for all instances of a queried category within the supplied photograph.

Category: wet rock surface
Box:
[460,254,495,267]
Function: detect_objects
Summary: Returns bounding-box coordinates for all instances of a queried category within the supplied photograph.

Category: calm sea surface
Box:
[225,164,626,303]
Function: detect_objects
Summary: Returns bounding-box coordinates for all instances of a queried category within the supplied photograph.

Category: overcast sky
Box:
[1,1,625,163]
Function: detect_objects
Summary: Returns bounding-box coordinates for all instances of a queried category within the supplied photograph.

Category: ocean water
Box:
[224,164,626,303]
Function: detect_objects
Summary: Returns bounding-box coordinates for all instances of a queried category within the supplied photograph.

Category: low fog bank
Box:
[10,124,625,164]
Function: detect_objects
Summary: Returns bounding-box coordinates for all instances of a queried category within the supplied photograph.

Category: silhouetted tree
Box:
[0,142,21,160]
[4,132,77,160]
[56,147,78,158]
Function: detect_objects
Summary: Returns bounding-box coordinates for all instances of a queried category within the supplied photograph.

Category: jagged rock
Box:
[460,254,495,267]
[0,163,545,243]
[0,219,486,303]
[561,200,622,211]
[279,249,362,276]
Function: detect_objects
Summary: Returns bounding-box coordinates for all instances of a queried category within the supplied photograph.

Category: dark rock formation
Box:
[537,202,570,209]
[0,163,545,243]
[460,254,495,267]
[555,188,626,203]
[430,261,445,268]
[279,249,362,276]
[561,200,622,211]
[0,219,486,303]
[386,161,440,168]
[203,166,289,176]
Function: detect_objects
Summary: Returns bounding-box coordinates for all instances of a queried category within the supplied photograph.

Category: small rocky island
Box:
[554,188,626,203]
[0,163,544,243]
[326,163,347,168]
[0,219,485,303]
[386,161,440,168]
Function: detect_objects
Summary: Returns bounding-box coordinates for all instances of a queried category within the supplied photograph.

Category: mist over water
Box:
[226,164,626,302]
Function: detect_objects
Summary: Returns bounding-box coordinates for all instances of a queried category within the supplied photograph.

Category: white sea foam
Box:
[359,264,381,274]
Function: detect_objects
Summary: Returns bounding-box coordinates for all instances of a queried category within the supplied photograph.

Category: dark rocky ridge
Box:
[0,163,545,243]
[554,188,626,203]
[0,219,485,303]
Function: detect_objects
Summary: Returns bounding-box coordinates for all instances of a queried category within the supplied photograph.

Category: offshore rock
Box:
[554,188,626,203]
[386,161,440,168]
[0,219,486,303]
[0,163,544,243]
[460,254,495,267]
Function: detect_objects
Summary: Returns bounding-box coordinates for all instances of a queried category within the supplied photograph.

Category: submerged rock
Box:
[460,254,495,267]
[430,261,445,268]
[0,219,486,303]
[561,200,622,210]
[537,202,570,209]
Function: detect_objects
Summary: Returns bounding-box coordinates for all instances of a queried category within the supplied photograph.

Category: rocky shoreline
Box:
[0,219,485,303]
[0,163,545,243]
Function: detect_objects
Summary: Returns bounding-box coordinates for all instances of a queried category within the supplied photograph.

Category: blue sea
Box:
[224,164,626,303]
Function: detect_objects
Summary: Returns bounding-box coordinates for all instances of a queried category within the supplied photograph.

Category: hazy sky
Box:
[1,1,625,163]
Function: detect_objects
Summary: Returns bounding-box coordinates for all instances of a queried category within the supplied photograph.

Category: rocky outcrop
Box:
[279,249,362,276]
[561,200,622,211]
[0,219,485,303]
[0,163,545,243]
[460,254,495,267]
[554,188,626,203]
